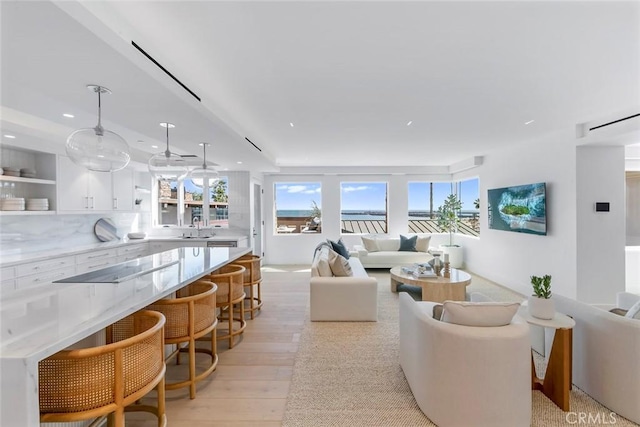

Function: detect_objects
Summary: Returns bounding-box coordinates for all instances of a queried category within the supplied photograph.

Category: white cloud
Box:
[342,185,370,193]
[286,185,310,193]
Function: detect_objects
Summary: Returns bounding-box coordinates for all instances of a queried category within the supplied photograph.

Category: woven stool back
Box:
[148,281,217,341]
[235,254,262,286]
[39,310,166,425]
[146,280,219,399]
[209,264,245,304]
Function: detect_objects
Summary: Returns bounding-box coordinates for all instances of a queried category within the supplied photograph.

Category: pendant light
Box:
[190,143,220,187]
[65,85,130,172]
[148,122,188,181]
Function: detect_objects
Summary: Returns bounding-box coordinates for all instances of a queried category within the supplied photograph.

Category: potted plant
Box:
[528,274,555,319]
[436,193,464,268]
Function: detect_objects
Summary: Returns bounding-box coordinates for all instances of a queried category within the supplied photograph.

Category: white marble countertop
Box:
[0,245,250,426]
[0,235,248,266]
[148,235,248,242]
[0,239,148,266]
[0,245,249,360]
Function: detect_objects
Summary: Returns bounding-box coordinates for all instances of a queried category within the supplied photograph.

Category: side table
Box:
[519,308,575,411]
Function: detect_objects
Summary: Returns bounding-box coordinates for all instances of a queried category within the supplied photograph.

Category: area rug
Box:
[282,270,638,427]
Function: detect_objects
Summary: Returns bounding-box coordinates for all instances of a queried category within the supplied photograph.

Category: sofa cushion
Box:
[399,235,417,252]
[328,249,353,277]
[625,300,640,320]
[328,238,350,259]
[441,301,520,327]
[377,238,400,252]
[361,236,379,252]
[348,257,368,277]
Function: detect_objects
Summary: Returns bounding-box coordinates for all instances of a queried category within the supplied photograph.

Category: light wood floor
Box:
[127,265,309,427]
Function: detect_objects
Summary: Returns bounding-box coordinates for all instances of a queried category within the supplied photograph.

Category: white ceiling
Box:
[1,1,639,173]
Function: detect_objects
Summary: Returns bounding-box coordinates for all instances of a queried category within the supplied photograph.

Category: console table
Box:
[0,246,250,427]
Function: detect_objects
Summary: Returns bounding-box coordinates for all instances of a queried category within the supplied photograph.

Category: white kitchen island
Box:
[0,245,250,426]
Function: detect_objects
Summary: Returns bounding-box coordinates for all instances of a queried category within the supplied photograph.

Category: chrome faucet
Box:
[192,216,201,236]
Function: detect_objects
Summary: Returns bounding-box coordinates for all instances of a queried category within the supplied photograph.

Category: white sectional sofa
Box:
[552,292,640,424]
[310,244,378,321]
[351,235,434,268]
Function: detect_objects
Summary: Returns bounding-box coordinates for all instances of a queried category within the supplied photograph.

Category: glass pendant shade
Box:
[148,123,188,181]
[65,85,130,172]
[190,143,220,187]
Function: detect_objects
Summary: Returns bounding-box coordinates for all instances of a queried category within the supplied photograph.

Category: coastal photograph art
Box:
[487,182,547,235]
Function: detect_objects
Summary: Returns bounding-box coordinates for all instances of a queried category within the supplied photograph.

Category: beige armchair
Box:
[399,293,531,427]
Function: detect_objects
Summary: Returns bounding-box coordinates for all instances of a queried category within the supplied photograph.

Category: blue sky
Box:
[275,183,322,210]
[341,182,387,211]
[274,179,479,211]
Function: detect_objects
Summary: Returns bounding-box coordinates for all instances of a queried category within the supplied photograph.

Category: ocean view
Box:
[276,209,480,220]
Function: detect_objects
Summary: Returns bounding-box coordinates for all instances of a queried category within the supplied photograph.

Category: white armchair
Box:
[399,293,531,427]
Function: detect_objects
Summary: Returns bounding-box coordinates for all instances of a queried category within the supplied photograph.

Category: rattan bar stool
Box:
[146,280,218,399]
[235,254,263,319]
[39,310,167,427]
[208,264,246,349]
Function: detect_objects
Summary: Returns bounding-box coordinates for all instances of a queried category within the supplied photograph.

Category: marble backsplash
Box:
[0,212,150,257]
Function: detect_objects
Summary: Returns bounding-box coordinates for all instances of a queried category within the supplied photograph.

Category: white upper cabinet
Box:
[112,168,134,211]
[57,156,114,211]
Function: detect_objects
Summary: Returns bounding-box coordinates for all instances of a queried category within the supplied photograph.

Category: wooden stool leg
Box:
[157,376,166,427]
[228,305,235,349]
[189,337,196,399]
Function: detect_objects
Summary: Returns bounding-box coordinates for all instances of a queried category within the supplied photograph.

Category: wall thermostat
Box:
[595,202,610,212]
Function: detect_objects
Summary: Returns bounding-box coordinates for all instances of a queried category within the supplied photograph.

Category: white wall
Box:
[576,146,626,303]
[456,132,579,299]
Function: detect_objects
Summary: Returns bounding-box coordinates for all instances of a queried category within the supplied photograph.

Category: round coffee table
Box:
[390,266,472,302]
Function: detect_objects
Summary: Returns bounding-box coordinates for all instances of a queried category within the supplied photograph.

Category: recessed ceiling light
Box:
[3,134,16,139]
[525,120,535,125]
[151,145,159,149]
[223,168,229,171]
[407,121,413,126]
[63,113,74,118]
[237,161,243,164]
[290,122,294,127]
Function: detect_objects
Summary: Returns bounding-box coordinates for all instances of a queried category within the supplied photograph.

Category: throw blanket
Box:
[313,242,331,260]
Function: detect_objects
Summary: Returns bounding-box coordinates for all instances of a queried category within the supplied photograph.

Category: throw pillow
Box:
[327,238,350,259]
[315,246,333,277]
[328,249,353,277]
[399,235,417,252]
[415,235,431,253]
[361,236,379,252]
[609,308,629,317]
[432,304,444,321]
[441,301,520,327]
[625,300,640,320]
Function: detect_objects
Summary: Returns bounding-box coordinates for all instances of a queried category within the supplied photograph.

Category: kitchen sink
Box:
[180,235,212,239]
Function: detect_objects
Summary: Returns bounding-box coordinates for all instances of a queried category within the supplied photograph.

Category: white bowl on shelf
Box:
[127,232,146,239]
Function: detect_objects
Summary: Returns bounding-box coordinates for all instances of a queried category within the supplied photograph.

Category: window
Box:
[340,182,387,234]
[209,178,229,228]
[155,177,229,228]
[407,182,452,233]
[454,177,480,236]
[157,180,179,226]
[274,183,321,234]
[407,179,479,236]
